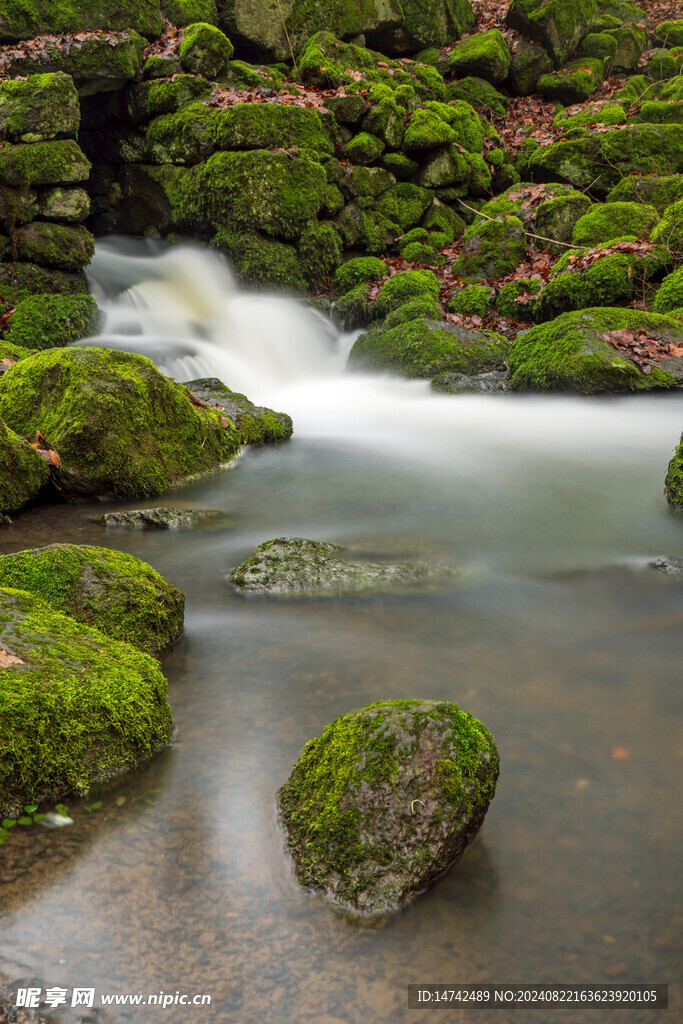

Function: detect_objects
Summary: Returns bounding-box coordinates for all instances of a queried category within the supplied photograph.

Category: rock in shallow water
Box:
[431,370,509,394]
[229,537,460,597]
[279,699,499,914]
[97,507,229,529]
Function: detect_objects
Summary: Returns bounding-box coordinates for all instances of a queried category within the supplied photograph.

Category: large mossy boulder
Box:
[665,435,683,510]
[454,216,527,278]
[0,544,184,656]
[508,308,681,393]
[448,29,510,85]
[13,222,94,272]
[0,587,172,818]
[230,537,458,596]
[179,22,234,78]
[535,252,641,321]
[279,698,499,914]
[506,0,597,68]
[389,0,475,52]
[0,1,163,41]
[214,103,333,155]
[0,417,49,515]
[0,139,90,188]
[571,202,659,246]
[0,348,240,499]
[537,58,603,104]
[653,267,683,314]
[184,377,293,444]
[3,294,100,350]
[0,73,79,143]
[349,318,509,379]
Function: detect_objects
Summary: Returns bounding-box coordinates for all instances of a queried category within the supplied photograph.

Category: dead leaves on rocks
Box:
[28,430,60,467]
[598,328,683,373]
[0,648,24,667]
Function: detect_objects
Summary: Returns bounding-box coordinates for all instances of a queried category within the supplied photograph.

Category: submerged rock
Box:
[185,377,293,445]
[0,544,185,655]
[279,699,499,914]
[431,370,509,394]
[229,537,459,597]
[97,507,229,529]
[0,587,172,819]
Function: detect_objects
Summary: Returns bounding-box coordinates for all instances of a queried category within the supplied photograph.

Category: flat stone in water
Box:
[96,507,230,529]
[648,556,683,577]
[229,537,460,597]
[431,370,509,394]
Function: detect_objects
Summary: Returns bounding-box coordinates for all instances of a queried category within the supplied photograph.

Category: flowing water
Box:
[0,239,681,1023]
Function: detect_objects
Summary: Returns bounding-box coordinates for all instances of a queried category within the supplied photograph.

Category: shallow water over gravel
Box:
[0,243,681,1023]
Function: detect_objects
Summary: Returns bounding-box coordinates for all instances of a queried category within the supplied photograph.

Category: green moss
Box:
[606,174,683,213]
[343,132,385,166]
[298,221,342,290]
[0,1,163,41]
[215,103,333,155]
[4,294,100,350]
[179,22,234,78]
[422,199,465,242]
[278,698,497,912]
[0,139,90,189]
[0,544,184,655]
[508,307,679,393]
[506,0,597,67]
[223,59,289,92]
[403,108,456,151]
[645,47,683,81]
[374,182,432,232]
[665,434,683,510]
[572,202,659,246]
[193,150,327,242]
[399,0,475,50]
[448,29,510,85]
[298,32,444,98]
[0,587,172,819]
[333,282,371,330]
[184,376,292,445]
[429,99,484,153]
[653,268,683,314]
[0,73,79,143]
[334,256,386,296]
[448,285,494,317]
[446,76,508,117]
[580,31,617,64]
[126,75,212,123]
[211,227,306,292]
[508,37,553,95]
[13,222,94,271]
[455,216,527,279]
[335,202,397,254]
[538,58,604,104]
[0,347,240,499]
[0,416,49,515]
[374,269,439,318]
[349,317,508,378]
[553,101,626,130]
[4,30,146,84]
[632,100,683,125]
[651,198,683,260]
[496,278,541,320]
[535,252,643,320]
[0,261,86,305]
[362,95,406,149]
[144,54,183,79]
[145,103,219,165]
[162,0,218,27]
[338,165,394,202]
[401,241,444,264]
[40,186,89,222]
[383,297,440,328]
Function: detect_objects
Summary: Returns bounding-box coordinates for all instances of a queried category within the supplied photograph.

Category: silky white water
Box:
[82,237,683,572]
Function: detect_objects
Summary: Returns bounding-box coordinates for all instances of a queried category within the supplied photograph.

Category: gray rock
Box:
[97,507,229,530]
[431,370,509,394]
[279,698,499,914]
[230,537,460,597]
[185,378,293,445]
[648,557,683,577]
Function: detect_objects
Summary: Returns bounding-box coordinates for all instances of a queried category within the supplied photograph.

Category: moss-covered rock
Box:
[0,73,79,143]
[417,145,469,188]
[654,21,683,49]
[39,186,90,222]
[334,256,386,295]
[537,58,603,104]
[4,294,100,350]
[632,100,683,126]
[299,220,342,290]
[335,202,397,253]
[508,307,680,393]
[572,202,659,245]
[374,181,432,231]
[448,284,494,317]
[506,0,597,68]
[495,278,541,320]
[278,697,498,914]
[645,47,683,81]
[0,544,185,656]
[184,376,293,444]
[343,131,386,165]
[0,261,87,304]
[448,29,510,85]
[508,37,553,95]
[126,75,212,123]
[96,507,227,529]
[362,91,406,148]
[298,32,445,97]
[607,24,647,74]
[403,107,455,151]
[333,282,372,329]
[13,222,94,272]
[454,215,527,278]
[163,0,218,26]
[194,150,327,241]
[179,22,234,78]
[553,100,626,130]
[579,31,617,65]
[230,537,458,597]
[349,317,508,378]
[0,348,240,499]
[0,587,171,819]
[0,416,49,515]
[373,269,440,317]
[215,103,333,154]
[651,199,683,261]
[0,139,90,188]
[390,0,475,52]
[145,103,219,165]
[337,164,395,202]
[535,252,639,320]
[383,296,440,327]
[431,369,508,393]
[534,189,591,249]
[0,1,163,42]
[653,267,683,314]
[3,31,146,92]
[212,226,306,291]
[665,434,683,510]
[430,99,484,152]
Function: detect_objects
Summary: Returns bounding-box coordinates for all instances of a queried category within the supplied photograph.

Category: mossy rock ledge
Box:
[0,544,185,656]
[185,377,293,445]
[0,587,172,819]
[278,699,499,914]
[0,348,241,499]
[229,537,458,597]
